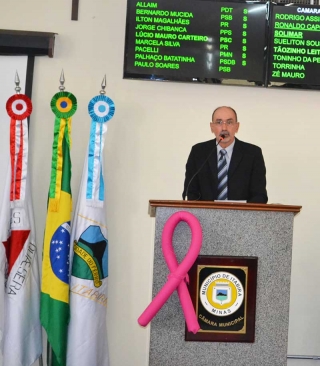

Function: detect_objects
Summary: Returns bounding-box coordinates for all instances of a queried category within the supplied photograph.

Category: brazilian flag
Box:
[40,91,76,366]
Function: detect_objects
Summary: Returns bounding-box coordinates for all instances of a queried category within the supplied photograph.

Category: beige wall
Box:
[0,0,319,365]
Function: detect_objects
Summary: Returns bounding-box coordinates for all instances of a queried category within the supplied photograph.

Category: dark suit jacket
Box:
[182,137,268,203]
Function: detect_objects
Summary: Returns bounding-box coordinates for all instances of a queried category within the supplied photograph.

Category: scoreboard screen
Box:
[124,1,320,89]
[268,4,320,87]
[124,0,268,85]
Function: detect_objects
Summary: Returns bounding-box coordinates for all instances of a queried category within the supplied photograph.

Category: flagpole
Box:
[66,75,114,366]
[47,340,52,366]
[1,73,43,365]
[15,70,45,366]
[47,69,65,366]
[40,69,77,366]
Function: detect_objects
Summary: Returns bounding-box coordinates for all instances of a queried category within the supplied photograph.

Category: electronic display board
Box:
[124,0,268,85]
[268,4,320,87]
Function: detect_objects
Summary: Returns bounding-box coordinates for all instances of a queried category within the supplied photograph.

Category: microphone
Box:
[184,135,225,201]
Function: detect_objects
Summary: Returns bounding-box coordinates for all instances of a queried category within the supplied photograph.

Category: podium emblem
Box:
[200,271,244,316]
[186,256,258,343]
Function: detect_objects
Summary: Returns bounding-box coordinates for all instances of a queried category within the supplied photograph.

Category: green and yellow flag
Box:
[40,90,77,366]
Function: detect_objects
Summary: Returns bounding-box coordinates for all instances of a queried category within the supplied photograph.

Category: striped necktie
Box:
[217,149,228,200]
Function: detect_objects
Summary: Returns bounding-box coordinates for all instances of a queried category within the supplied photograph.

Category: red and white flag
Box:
[0,93,42,366]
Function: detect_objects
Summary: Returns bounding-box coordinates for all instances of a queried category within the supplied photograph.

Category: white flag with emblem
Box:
[67,93,115,366]
[0,172,42,366]
[0,112,42,366]
[0,92,42,366]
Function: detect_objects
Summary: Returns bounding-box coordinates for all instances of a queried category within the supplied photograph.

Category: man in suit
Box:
[182,106,267,203]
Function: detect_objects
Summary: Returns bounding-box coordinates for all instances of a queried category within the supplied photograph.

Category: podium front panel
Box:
[149,207,294,366]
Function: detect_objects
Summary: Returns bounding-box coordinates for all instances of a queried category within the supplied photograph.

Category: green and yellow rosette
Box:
[49,91,77,211]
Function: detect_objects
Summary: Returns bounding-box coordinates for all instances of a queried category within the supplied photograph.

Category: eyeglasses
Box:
[212,119,236,126]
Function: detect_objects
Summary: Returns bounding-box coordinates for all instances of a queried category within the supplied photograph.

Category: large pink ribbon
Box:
[138,211,202,334]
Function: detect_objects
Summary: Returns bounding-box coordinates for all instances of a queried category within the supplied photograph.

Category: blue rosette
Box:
[88,95,115,123]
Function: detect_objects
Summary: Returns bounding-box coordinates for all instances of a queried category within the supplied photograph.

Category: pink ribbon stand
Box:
[138,211,202,334]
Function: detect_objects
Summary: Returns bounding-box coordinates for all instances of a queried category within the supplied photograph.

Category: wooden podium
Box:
[147,200,301,366]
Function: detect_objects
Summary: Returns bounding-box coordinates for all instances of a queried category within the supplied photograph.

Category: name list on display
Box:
[270,6,320,83]
[133,1,207,73]
[127,0,266,80]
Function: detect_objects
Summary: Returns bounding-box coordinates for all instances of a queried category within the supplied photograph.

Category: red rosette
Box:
[6,94,32,120]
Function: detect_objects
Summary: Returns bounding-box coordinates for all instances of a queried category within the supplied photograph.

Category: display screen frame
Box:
[267,2,320,90]
[123,0,270,87]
